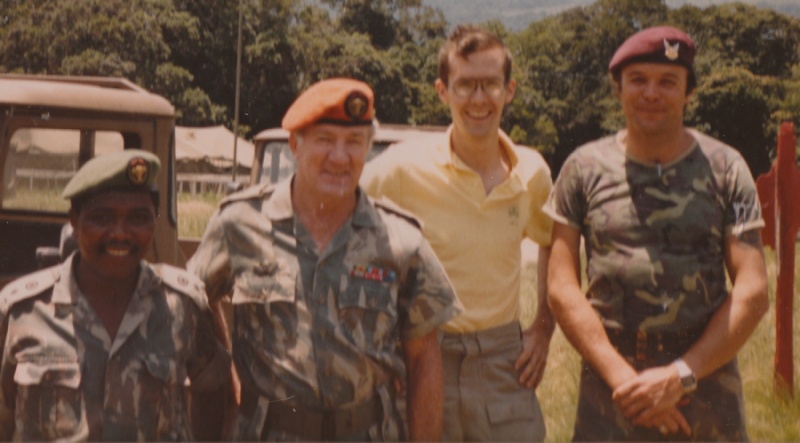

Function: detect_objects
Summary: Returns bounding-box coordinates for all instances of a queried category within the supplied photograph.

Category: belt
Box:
[605,326,705,366]
[439,322,521,356]
[262,396,382,440]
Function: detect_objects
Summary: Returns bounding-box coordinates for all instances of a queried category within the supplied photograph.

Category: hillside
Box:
[425,0,800,31]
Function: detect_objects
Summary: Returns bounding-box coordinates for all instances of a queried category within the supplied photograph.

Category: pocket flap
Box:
[142,356,172,382]
[232,263,296,305]
[14,360,81,388]
[339,277,397,318]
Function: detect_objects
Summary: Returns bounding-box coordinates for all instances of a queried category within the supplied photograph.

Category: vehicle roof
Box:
[253,123,447,143]
[0,74,174,117]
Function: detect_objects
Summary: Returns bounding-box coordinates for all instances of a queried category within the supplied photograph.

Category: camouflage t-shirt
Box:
[188,178,460,436]
[0,256,230,441]
[545,129,763,332]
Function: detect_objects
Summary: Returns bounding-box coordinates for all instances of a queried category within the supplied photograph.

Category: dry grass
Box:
[177,191,800,440]
[177,191,223,238]
[520,248,800,442]
[2,187,70,212]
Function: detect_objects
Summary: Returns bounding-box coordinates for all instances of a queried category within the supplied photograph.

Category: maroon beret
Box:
[608,26,696,74]
[282,78,374,131]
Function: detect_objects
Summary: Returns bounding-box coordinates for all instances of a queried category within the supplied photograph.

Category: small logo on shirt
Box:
[350,265,396,283]
[509,206,520,226]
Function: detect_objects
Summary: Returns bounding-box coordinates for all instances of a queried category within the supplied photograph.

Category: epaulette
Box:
[219,182,275,209]
[372,197,423,230]
[155,264,209,309]
[0,266,60,314]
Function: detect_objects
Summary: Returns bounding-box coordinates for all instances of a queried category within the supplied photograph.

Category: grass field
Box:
[521,249,800,442]
[179,192,800,441]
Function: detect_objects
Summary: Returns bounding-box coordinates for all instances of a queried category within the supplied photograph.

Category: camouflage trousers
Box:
[572,358,748,441]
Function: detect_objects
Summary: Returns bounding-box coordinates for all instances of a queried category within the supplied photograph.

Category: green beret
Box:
[62,149,160,200]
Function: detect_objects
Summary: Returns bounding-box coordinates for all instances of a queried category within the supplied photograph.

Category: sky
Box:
[426,0,799,31]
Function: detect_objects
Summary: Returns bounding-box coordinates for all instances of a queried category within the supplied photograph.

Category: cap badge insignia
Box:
[127,157,149,185]
[345,91,369,121]
[664,39,680,61]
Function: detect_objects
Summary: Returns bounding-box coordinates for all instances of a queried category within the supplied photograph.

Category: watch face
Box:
[680,373,697,393]
[675,359,697,393]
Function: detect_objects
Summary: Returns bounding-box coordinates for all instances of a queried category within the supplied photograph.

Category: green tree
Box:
[0,0,222,125]
[686,66,776,176]
[514,0,670,174]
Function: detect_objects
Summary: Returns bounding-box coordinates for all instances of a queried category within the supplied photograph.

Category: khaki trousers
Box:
[440,322,546,442]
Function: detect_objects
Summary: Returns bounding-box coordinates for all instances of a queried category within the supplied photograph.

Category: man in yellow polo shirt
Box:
[362,24,554,441]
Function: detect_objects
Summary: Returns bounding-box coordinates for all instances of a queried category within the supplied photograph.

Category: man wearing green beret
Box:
[0,149,231,441]
[189,78,461,441]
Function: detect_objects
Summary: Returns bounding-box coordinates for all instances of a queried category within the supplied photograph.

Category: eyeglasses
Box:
[450,78,507,98]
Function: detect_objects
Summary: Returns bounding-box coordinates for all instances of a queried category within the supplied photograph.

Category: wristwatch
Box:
[674,358,697,393]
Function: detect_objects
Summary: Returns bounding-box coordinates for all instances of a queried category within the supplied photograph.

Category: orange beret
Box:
[281,78,374,131]
[609,26,696,74]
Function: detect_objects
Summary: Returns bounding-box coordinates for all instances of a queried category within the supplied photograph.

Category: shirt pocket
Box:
[338,276,399,348]
[232,260,297,307]
[136,355,187,440]
[14,360,84,440]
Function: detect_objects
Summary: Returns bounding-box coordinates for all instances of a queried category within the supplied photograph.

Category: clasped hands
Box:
[612,364,692,436]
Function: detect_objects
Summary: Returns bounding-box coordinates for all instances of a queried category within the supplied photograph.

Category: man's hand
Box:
[514,323,552,389]
[612,364,691,435]
[638,405,692,436]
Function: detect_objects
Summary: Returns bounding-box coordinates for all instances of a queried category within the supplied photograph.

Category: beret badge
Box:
[664,39,680,61]
[345,91,369,121]
[127,157,150,185]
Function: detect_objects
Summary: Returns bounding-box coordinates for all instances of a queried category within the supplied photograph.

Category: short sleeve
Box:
[524,156,555,247]
[725,155,764,237]
[398,240,461,341]
[544,153,587,230]
[187,208,232,303]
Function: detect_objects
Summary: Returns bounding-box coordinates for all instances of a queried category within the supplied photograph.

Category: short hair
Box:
[70,188,159,216]
[438,24,512,86]
[610,66,697,96]
[292,120,378,147]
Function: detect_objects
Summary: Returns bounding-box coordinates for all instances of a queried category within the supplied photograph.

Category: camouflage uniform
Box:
[0,254,230,441]
[188,178,460,441]
[545,129,763,441]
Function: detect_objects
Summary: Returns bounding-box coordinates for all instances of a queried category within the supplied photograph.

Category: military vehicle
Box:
[0,74,181,289]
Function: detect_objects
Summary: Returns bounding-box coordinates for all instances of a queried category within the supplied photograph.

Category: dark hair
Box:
[70,188,159,215]
[438,24,512,86]
[611,62,697,96]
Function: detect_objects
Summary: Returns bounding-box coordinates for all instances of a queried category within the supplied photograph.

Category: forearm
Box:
[532,246,556,337]
[405,332,443,441]
[548,223,636,390]
[684,279,768,379]
[684,233,769,379]
[550,285,635,389]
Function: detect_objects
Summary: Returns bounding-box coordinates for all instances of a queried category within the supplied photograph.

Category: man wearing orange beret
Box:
[189,78,461,441]
[546,26,768,440]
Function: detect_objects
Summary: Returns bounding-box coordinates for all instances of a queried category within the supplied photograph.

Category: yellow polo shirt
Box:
[361,127,553,333]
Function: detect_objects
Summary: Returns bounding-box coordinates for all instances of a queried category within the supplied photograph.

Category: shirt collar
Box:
[441,125,520,172]
[58,253,153,303]
[263,175,380,229]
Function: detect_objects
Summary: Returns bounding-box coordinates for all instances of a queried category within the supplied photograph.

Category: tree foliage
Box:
[513,0,800,175]
[1,0,798,174]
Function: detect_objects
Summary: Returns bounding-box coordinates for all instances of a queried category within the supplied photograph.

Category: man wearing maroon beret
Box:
[545,26,768,440]
[189,78,461,441]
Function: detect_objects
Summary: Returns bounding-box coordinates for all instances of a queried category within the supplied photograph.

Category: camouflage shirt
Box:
[188,178,460,432]
[0,255,230,441]
[545,129,764,332]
